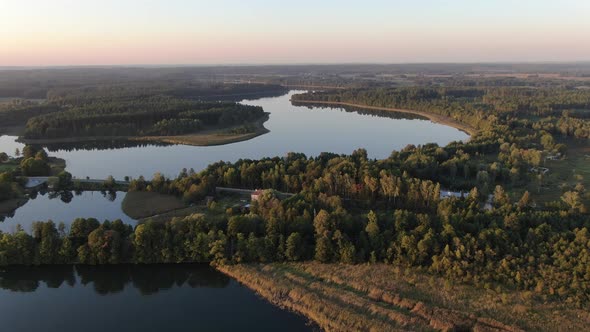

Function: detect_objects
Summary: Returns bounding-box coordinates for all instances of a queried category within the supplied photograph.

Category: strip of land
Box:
[18,114,270,147]
[132,114,270,146]
[219,263,590,332]
[293,100,476,136]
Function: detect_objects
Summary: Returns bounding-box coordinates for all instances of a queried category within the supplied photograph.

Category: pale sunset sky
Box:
[0,0,589,66]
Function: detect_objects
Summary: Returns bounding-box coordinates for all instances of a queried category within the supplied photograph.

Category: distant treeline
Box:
[293,87,590,120]
[0,100,61,128]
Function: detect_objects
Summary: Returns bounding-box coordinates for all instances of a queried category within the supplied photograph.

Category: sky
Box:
[0,0,589,66]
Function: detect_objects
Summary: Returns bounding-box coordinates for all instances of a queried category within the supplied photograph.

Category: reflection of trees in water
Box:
[48,190,74,203]
[291,102,429,121]
[45,190,118,203]
[0,212,13,222]
[0,190,119,223]
[106,191,117,202]
[0,265,75,292]
[43,140,173,153]
[192,89,289,103]
[0,264,230,294]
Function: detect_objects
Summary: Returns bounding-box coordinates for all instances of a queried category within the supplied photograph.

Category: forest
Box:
[1,144,588,304]
[23,98,265,139]
[0,82,287,139]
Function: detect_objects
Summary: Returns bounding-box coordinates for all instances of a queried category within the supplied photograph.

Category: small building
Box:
[251,189,264,201]
[440,190,464,199]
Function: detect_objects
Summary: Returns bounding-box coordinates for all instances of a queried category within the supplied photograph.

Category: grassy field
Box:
[121,191,187,219]
[0,161,18,173]
[219,263,590,332]
[138,193,247,223]
[525,138,590,204]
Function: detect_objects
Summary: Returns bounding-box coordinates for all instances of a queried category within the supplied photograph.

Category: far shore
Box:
[17,114,270,147]
[292,99,476,136]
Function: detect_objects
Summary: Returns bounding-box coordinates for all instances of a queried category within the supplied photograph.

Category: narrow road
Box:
[215,187,294,198]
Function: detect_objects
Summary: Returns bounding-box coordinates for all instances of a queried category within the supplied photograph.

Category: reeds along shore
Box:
[217,263,526,332]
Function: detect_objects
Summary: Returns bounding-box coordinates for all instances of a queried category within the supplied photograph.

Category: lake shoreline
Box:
[292,99,476,136]
[218,263,580,331]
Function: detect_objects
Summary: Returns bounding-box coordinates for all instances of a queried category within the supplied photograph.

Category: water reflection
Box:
[292,101,430,121]
[44,139,172,153]
[0,190,120,222]
[0,264,229,295]
[0,263,313,332]
[0,191,133,232]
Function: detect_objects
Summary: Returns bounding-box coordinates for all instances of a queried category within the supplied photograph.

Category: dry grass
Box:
[219,263,590,332]
[121,191,186,219]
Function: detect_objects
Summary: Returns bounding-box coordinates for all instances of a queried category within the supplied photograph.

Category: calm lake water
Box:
[0,264,314,332]
[0,191,133,233]
[0,90,468,179]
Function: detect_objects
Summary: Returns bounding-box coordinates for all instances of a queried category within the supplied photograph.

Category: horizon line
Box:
[2,60,590,70]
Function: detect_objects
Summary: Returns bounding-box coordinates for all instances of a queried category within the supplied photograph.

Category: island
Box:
[0,82,288,146]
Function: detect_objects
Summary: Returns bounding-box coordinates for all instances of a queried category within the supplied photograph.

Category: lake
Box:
[0,264,314,332]
[0,90,468,179]
[0,191,134,233]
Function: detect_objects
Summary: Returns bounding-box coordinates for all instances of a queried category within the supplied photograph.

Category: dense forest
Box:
[292,87,590,138]
[0,82,287,139]
[23,98,265,139]
[1,144,588,303]
[0,100,61,129]
[1,177,587,304]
